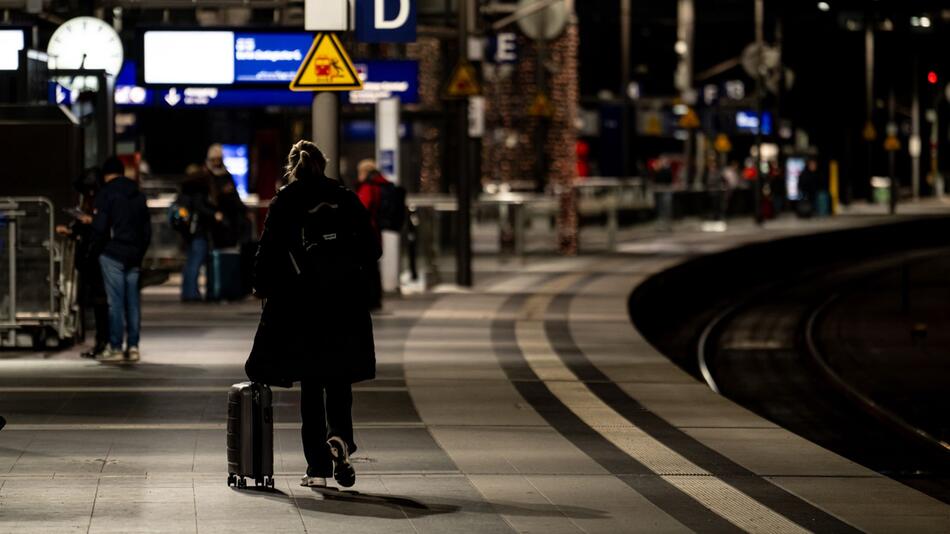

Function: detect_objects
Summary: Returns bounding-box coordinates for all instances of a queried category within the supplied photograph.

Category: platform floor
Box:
[1,214,949,533]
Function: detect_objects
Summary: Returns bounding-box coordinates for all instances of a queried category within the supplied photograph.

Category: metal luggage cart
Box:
[0,197,80,348]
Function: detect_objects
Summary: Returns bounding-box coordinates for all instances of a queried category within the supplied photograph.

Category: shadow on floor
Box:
[236,484,608,521]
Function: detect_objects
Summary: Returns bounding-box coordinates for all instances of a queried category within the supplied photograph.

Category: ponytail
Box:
[284,140,328,183]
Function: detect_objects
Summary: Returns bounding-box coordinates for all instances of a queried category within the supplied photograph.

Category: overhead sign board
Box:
[346,60,418,104]
[356,0,417,43]
[306,0,350,31]
[0,28,26,71]
[289,33,363,91]
[141,30,313,86]
[234,33,312,83]
[110,61,312,108]
[143,31,235,85]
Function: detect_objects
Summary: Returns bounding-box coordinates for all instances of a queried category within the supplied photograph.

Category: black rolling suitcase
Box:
[227,382,275,488]
[209,249,245,301]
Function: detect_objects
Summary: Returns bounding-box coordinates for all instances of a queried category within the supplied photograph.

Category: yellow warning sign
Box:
[679,108,700,129]
[884,135,901,152]
[714,133,732,153]
[445,61,481,98]
[289,33,363,92]
[527,92,554,118]
[643,112,663,136]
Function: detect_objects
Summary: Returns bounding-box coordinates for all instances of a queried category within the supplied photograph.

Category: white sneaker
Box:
[126,347,140,362]
[300,475,327,488]
[96,347,125,363]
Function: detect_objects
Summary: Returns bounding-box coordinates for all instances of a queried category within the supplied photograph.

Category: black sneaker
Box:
[81,344,107,359]
[327,436,355,488]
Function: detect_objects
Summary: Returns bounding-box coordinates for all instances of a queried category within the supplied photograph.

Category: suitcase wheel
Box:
[237,477,247,489]
[268,477,275,489]
[227,474,236,487]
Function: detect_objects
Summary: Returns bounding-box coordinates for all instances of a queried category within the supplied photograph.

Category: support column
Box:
[312,92,339,179]
[377,97,402,293]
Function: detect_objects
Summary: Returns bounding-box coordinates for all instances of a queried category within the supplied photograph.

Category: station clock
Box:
[47,16,123,77]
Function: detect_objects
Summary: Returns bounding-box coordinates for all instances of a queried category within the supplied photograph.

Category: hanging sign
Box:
[527,91,554,118]
[289,33,363,91]
[445,60,481,97]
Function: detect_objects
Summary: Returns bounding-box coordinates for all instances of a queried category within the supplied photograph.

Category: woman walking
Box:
[247,141,380,488]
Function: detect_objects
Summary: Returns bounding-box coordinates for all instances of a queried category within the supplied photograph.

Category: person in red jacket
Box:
[355,159,387,310]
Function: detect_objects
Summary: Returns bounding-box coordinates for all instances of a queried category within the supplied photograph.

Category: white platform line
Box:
[515,274,810,534]
[0,386,407,393]
[3,422,425,431]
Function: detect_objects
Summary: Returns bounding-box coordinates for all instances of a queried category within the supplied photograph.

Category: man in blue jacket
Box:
[90,157,151,363]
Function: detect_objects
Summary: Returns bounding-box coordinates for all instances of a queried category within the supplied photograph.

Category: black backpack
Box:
[290,191,359,292]
[377,182,406,232]
[168,196,196,237]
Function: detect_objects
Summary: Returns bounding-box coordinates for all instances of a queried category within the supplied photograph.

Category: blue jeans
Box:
[182,237,208,301]
[99,255,141,350]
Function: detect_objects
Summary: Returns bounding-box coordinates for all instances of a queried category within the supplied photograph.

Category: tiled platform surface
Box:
[1,213,949,533]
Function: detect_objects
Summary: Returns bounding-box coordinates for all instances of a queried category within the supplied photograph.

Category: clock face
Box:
[47,17,123,77]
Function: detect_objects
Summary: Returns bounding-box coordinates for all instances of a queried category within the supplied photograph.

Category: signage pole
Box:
[456,0,473,287]
[753,0,764,225]
[377,97,402,292]
[313,92,340,179]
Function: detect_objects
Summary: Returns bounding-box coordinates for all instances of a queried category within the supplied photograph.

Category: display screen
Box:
[142,30,313,86]
[0,29,25,71]
[144,31,235,85]
[736,110,773,135]
[222,144,249,199]
[785,157,805,201]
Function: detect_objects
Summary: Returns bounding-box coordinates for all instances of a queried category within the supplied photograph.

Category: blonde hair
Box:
[357,159,377,175]
[285,140,328,183]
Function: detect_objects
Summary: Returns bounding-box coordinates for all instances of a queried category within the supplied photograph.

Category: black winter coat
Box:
[90,176,151,268]
[246,176,381,387]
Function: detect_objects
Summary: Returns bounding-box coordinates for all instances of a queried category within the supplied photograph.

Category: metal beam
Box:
[491,0,561,31]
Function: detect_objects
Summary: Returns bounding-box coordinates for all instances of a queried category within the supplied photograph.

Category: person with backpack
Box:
[88,156,151,363]
[355,159,405,310]
[247,140,381,489]
[175,165,216,302]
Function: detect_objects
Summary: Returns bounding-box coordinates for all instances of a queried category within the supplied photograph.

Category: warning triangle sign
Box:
[445,61,481,98]
[290,33,363,92]
[527,92,554,118]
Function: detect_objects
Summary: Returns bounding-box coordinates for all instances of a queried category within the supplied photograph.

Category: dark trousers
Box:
[300,381,356,477]
[366,261,382,310]
[80,264,110,347]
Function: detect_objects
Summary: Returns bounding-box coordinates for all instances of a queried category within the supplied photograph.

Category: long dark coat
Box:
[245,175,381,387]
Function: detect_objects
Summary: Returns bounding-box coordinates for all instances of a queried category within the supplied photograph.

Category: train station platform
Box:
[1,212,948,533]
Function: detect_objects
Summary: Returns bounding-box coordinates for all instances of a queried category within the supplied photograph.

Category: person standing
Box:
[354,159,388,310]
[208,171,249,301]
[248,140,380,489]
[178,164,215,302]
[89,157,151,363]
[57,168,110,358]
[797,158,820,218]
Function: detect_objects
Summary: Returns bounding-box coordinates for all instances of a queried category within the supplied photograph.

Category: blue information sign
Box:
[114,61,312,108]
[346,60,419,104]
[233,32,313,83]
